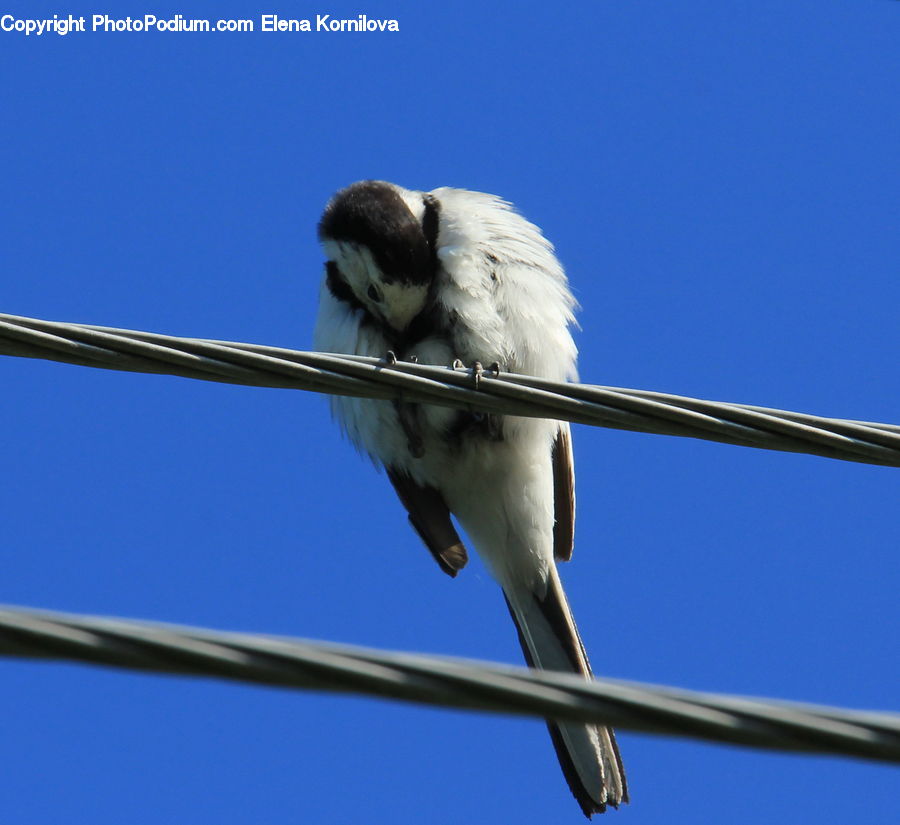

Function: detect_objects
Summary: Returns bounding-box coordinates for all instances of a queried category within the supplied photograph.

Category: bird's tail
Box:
[503,567,627,817]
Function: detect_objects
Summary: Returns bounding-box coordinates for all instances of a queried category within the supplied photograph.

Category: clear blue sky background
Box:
[2,2,898,822]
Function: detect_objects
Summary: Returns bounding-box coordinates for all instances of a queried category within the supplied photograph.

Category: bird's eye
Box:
[367,284,383,303]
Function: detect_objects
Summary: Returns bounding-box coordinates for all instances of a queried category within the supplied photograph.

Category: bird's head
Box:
[318,180,438,333]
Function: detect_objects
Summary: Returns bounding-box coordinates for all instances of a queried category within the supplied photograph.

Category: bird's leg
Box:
[395,402,425,458]
[478,362,505,439]
[382,351,424,457]
[448,359,504,441]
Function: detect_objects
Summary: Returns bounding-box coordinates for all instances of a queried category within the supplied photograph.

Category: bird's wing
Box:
[552,422,576,562]
[386,467,469,577]
[428,187,578,383]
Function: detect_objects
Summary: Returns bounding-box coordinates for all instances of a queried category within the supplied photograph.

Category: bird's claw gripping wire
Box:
[452,359,486,389]
[471,361,484,389]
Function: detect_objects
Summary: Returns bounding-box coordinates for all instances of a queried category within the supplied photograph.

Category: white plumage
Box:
[314,181,626,816]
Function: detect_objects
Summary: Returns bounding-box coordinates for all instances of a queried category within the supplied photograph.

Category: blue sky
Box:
[2,1,898,822]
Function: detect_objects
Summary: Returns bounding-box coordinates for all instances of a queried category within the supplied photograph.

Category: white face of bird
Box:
[322,239,430,333]
[318,180,439,335]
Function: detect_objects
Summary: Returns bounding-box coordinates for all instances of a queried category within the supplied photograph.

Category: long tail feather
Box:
[504,569,627,817]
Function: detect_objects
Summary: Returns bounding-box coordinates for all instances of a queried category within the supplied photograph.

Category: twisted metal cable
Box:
[2,311,899,466]
[1,604,899,764]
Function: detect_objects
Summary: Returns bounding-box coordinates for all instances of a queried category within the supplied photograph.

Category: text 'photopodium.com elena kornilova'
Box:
[0,12,401,37]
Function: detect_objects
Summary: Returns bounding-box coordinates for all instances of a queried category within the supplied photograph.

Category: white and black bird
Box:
[314,180,627,816]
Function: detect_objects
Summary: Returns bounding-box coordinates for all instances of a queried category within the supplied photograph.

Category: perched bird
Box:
[314,180,627,816]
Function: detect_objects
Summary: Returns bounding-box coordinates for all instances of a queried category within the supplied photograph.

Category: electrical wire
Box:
[2,312,899,467]
[2,604,899,764]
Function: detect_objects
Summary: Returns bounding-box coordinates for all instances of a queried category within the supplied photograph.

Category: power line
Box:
[2,604,898,764]
[2,312,899,466]
[3,311,898,773]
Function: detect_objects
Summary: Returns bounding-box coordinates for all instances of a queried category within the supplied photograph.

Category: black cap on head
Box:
[318,181,431,285]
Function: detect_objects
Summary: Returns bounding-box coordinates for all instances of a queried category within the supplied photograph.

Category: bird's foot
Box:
[451,359,485,389]
[471,361,484,389]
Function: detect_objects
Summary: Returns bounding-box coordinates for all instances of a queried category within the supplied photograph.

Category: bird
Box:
[313,180,627,816]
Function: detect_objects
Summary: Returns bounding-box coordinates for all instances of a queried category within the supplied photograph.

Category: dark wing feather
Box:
[552,423,576,562]
[386,468,469,577]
